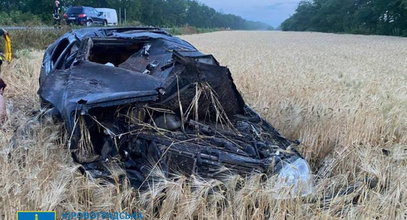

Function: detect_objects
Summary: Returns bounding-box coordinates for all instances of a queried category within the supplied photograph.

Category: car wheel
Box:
[103,20,108,26]
[86,20,93,27]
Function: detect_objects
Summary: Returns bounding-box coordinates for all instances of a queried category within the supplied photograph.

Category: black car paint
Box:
[65,6,106,26]
[38,27,302,188]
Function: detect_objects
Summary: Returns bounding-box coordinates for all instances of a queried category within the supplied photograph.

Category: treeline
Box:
[281,0,407,36]
[0,0,272,30]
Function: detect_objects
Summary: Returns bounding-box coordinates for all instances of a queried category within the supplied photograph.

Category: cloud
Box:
[198,0,301,27]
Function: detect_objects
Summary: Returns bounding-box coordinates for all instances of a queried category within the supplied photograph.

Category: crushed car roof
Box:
[38,27,312,196]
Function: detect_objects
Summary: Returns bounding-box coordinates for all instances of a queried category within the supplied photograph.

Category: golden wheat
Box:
[0,31,406,219]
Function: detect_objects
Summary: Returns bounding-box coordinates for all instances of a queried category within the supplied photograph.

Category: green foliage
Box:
[0,0,272,30]
[166,25,221,35]
[0,27,220,51]
[0,29,69,51]
[281,0,407,36]
[0,11,43,26]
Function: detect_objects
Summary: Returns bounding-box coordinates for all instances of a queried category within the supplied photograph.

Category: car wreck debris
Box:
[38,27,312,196]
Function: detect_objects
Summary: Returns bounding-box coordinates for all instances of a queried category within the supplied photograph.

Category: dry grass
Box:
[1,31,407,219]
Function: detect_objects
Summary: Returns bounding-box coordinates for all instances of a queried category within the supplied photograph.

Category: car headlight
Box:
[270,158,313,199]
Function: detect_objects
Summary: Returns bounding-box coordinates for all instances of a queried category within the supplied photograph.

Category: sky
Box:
[198,0,301,28]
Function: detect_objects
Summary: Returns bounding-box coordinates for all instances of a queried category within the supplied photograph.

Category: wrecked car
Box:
[38,27,312,196]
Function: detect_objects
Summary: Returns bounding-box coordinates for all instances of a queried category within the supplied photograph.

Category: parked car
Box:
[38,27,312,197]
[64,6,107,26]
[96,8,118,26]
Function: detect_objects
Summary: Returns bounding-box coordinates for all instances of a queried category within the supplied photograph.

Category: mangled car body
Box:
[38,27,312,196]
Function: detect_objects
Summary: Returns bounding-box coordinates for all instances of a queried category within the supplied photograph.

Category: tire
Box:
[86,20,93,27]
[103,20,108,26]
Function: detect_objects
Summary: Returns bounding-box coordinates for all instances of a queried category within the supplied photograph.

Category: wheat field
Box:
[0,31,406,219]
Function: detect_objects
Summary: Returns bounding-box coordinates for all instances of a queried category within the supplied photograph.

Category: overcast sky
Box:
[198,0,301,28]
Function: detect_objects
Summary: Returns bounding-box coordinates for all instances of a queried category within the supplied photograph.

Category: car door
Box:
[84,8,96,24]
[40,37,71,85]
[91,8,104,24]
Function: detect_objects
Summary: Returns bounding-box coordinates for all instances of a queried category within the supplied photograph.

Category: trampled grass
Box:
[0,31,406,219]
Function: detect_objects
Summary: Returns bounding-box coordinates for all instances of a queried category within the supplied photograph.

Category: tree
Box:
[0,0,272,30]
[282,0,407,36]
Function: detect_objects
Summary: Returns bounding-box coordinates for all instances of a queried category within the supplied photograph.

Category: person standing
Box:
[53,0,62,28]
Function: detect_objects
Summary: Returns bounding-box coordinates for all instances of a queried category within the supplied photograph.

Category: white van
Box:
[96,8,118,26]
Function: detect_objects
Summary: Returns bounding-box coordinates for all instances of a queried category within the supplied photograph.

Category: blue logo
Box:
[17,211,56,220]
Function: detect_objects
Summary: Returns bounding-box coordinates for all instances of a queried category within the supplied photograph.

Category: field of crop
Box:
[0,31,406,219]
